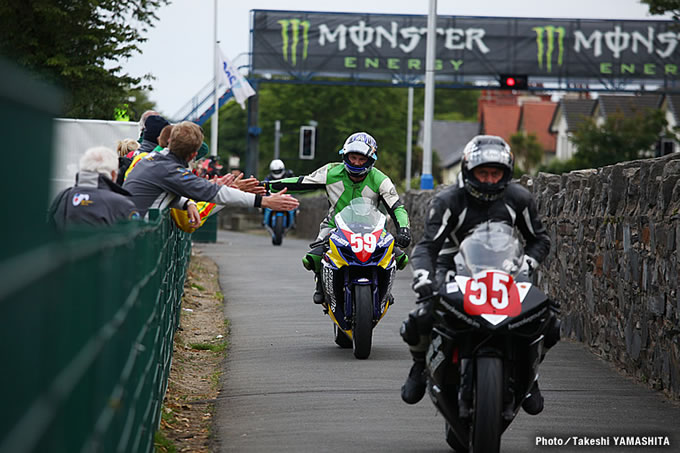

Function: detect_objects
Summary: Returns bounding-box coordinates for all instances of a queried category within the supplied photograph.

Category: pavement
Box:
[197,230,680,453]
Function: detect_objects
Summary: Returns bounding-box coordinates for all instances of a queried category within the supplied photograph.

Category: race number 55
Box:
[464,271,521,316]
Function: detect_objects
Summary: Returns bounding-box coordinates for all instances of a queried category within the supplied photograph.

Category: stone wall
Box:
[402,153,680,399]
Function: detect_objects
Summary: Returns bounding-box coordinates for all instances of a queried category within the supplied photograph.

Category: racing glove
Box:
[521,255,539,277]
[412,269,435,300]
[396,227,411,248]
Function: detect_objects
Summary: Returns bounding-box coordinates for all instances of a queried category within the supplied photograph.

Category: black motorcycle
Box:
[425,222,560,452]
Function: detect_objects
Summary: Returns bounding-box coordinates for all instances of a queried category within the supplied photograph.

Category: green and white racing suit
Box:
[267,162,409,239]
[266,162,410,271]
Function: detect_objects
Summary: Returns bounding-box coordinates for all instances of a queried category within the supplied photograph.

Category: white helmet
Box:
[269,159,286,179]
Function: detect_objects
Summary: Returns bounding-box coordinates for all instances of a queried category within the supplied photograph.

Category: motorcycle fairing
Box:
[325,227,395,270]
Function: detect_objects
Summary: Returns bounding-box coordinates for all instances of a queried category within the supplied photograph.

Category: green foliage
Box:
[641,0,680,20]
[510,132,544,175]
[207,80,477,182]
[570,108,669,168]
[0,0,169,119]
[539,108,672,174]
[189,341,228,353]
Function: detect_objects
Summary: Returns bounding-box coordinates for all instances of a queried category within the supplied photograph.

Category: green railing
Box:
[0,210,191,453]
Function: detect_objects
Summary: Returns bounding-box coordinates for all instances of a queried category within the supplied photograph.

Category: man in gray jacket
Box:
[49,146,140,231]
[123,121,298,222]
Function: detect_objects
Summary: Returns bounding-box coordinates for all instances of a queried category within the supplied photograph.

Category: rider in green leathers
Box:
[265,132,411,304]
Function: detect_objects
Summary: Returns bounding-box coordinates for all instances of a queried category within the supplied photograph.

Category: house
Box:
[549,98,597,161]
[518,102,558,164]
[479,104,521,144]
[417,119,479,185]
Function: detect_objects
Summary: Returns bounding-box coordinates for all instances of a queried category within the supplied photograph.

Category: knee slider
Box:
[302,253,321,272]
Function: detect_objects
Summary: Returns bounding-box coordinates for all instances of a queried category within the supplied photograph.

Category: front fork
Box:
[342,268,379,324]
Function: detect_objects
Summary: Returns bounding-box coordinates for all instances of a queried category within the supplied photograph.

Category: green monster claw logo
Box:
[277,19,310,66]
[532,25,565,72]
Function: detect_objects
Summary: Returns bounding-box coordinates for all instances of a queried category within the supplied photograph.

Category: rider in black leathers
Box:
[400,135,557,415]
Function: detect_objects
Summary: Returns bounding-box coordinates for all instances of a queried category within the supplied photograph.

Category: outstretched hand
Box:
[232,173,267,195]
[261,187,299,211]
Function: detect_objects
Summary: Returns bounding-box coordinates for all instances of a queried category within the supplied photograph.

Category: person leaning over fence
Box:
[123,121,299,225]
[48,146,140,231]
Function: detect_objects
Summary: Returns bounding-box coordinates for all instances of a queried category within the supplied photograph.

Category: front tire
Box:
[470,357,503,453]
[272,215,284,246]
[352,285,373,359]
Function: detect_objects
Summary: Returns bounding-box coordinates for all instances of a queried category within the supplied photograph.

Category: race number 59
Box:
[464,271,521,316]
[350,233,377,253]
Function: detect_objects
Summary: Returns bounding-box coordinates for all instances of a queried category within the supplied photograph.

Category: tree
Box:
[570,108,670,169]
[641,0,680,20]
[509,132,544,175]
[206,79,478,181]
[0,0,169,119]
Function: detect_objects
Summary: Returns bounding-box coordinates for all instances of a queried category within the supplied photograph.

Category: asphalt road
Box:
[197,230,680,453]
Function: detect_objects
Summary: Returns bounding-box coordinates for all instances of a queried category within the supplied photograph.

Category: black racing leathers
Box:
[411,182,550,286]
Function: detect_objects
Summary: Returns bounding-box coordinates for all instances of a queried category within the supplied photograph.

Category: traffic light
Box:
[299,126,316,160]
[499,74,528,90]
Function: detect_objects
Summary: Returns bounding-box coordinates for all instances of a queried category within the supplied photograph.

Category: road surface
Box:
[197,230,680,452]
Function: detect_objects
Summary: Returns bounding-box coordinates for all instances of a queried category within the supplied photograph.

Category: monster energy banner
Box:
[251,10,680,81]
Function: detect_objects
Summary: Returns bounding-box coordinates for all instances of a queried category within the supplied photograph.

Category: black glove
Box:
[396,226,411,248]
[412,269,435,300]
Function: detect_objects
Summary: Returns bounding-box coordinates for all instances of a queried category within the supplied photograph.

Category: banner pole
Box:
[421,0,436,190]
[406,86,414,191]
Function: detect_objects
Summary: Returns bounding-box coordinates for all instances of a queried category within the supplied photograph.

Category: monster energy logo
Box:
[278,19,310,66]
[532,25,565,72]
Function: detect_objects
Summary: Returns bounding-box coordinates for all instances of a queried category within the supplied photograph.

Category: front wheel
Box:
[470,357,503,453]
[272,215,284,246]
[352,285,373,359]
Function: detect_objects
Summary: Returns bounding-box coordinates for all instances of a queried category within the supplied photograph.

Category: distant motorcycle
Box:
[425,222,560,452]
[319,198,399,359]
[263,208,296,246]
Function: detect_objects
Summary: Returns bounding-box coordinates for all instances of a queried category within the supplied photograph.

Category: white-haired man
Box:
[49,146,139,231]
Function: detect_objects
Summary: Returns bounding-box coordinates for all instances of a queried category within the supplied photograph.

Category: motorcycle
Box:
[424,222,560,452]
[263,207,296,246]
[320,198,399,359]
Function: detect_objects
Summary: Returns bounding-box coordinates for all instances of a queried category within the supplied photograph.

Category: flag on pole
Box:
[217,46,255,109]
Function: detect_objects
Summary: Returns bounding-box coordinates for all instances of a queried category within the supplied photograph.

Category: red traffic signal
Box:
[500,74,528,90]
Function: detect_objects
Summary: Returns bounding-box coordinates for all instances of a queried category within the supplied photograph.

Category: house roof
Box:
[597,94,662,118]
[519,102,557,152]
[549,99,597,133]
[479,104,521,144]
[417,120,480,168]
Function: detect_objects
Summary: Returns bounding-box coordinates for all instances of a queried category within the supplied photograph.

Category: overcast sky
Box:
[120,0,668,117]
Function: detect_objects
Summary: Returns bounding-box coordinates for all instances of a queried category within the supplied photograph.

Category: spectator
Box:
[116,139,140,185]
[136,114,170,155]
[153,124,174,152]
[137,110,159,144]
[48,146,139,231]
[122,121,298,224]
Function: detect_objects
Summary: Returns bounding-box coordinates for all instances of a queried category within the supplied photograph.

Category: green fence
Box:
[0,210,191,453]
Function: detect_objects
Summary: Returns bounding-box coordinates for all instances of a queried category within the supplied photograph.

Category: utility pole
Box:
[211,0,219,157]
[421,0,437,189]
[406,86,414,191]
[274,120,281,159]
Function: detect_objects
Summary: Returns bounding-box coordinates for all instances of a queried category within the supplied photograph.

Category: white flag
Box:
[217,47,256,109]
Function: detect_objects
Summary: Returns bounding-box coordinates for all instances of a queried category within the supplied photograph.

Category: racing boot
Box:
[313,272,325,305]
[522,379,544,415]
[401,354,427,404]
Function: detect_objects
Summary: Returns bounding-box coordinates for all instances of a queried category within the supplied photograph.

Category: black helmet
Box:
[461,135,514,202]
